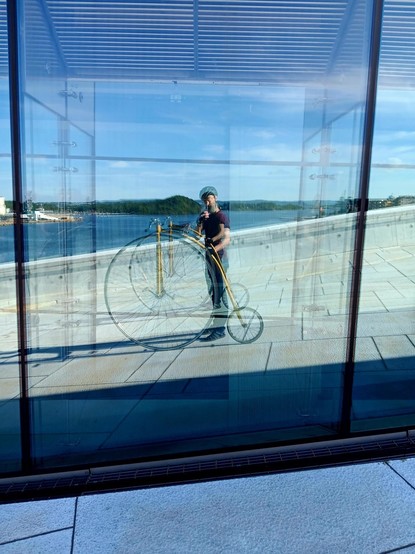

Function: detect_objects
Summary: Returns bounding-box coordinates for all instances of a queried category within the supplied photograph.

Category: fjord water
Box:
[0,210,309,263]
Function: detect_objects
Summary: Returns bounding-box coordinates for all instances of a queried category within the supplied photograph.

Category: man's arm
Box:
[196,211,209,235]
[211,223,230,253]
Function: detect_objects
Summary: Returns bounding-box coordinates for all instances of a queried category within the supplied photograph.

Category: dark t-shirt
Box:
[201,210,230,259]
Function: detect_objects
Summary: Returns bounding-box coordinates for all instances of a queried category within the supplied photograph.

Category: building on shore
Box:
[0,197,6,216]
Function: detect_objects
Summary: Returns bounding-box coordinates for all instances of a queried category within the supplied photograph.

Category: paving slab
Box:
[374,335,415,370]
[389,458,415,488]
[354,337,388,371]
[34,350,146,388]
[0,497,75,545]
[71,462,415,554]
[0,529,73,553]
[357,311,414,337]
[164,341,271,380]
[267,338,347,371]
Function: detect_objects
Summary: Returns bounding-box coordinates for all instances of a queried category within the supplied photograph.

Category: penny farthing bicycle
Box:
[104,218,263,351]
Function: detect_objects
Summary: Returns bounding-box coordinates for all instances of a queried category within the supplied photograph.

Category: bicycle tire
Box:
[223,282,249,310]
[129,233,211,313]
[104,231,216,350]
[226,306,264,344]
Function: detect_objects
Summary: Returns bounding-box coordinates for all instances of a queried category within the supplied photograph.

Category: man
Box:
[196,186,230,342]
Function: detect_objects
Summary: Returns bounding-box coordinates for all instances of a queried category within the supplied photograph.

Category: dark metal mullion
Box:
[340,0,385,435]
[7,0,32,471]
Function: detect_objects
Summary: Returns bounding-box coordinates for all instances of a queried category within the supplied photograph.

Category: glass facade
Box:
[0,5,21,472]
[0,0,414,484]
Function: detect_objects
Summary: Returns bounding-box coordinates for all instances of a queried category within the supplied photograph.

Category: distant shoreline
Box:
[0,216,81,226]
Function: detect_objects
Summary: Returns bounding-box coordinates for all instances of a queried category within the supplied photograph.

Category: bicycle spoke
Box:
[105,232,214,350]
[226,307,264,344]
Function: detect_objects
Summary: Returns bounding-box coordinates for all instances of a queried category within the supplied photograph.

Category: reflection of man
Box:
[196,186,230,342]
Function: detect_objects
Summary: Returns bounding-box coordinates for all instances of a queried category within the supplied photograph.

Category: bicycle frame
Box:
[158,219,242,313]
[105,217,263,349]
[156,222,164,296]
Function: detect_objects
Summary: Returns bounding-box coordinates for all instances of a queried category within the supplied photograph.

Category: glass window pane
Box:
[10,0,376,472]
[352,1,415,431]
[0,79,22,472]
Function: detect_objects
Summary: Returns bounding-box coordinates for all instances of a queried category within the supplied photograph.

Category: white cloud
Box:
[204,144,226,155]
[253,130,276,140]
[109,161,131,168]
[386,157,403,165]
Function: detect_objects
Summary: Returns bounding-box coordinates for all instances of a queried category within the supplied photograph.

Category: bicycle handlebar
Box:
[147,217,197,234]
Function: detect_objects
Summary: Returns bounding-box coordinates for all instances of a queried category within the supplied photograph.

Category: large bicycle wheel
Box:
[227,306,264,344]
[105,231,216,350]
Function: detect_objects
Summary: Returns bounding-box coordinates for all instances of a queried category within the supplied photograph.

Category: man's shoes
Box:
[200,330,226,342]
[201,319,217,334]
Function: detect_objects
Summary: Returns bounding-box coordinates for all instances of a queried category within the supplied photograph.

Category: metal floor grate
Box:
[1,432,415,502]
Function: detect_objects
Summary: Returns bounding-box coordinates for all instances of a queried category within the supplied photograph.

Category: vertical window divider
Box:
[7,0,32,471]
[340,0,385,435]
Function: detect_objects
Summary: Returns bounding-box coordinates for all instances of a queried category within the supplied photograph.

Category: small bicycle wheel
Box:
[227,306,264,344]
[104,231,215,350]
[223,282,249,310]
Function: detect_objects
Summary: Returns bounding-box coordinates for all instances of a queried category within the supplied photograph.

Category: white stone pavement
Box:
[2,459,415,552]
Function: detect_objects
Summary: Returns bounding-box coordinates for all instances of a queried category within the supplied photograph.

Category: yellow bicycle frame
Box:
[156,222,164,297]
[154,222,244,324]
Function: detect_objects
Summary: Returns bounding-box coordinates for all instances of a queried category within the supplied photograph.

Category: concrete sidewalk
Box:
[1,458,415,552]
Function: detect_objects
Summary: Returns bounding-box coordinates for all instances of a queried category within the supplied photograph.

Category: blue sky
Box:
[94,82,415,202]
[94,82,305,202]
[1,81,415,204]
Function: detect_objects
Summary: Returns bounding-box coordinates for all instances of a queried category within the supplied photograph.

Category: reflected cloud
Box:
[109,161,131,169]
[253,130,277,140]
[203,144,226,155]
[387,157,404,165]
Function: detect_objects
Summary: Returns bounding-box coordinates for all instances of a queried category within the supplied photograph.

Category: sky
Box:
[1,80,415,204]
[93,82,306,202]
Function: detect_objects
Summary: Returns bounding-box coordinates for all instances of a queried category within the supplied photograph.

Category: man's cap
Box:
[199,186,218,200]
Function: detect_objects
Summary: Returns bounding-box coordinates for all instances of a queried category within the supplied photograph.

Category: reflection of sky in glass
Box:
[372,90,415,166]
[96,160,302,202]
[0,82,12,199]
[93,82,307,201]
[0,81,11,180]
[0,159,13,198]
[370,89,415,199]
[26,102,59,156]
[1,80,415,202]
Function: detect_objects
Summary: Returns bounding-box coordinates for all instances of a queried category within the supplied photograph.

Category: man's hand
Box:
[205,237,214,246]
